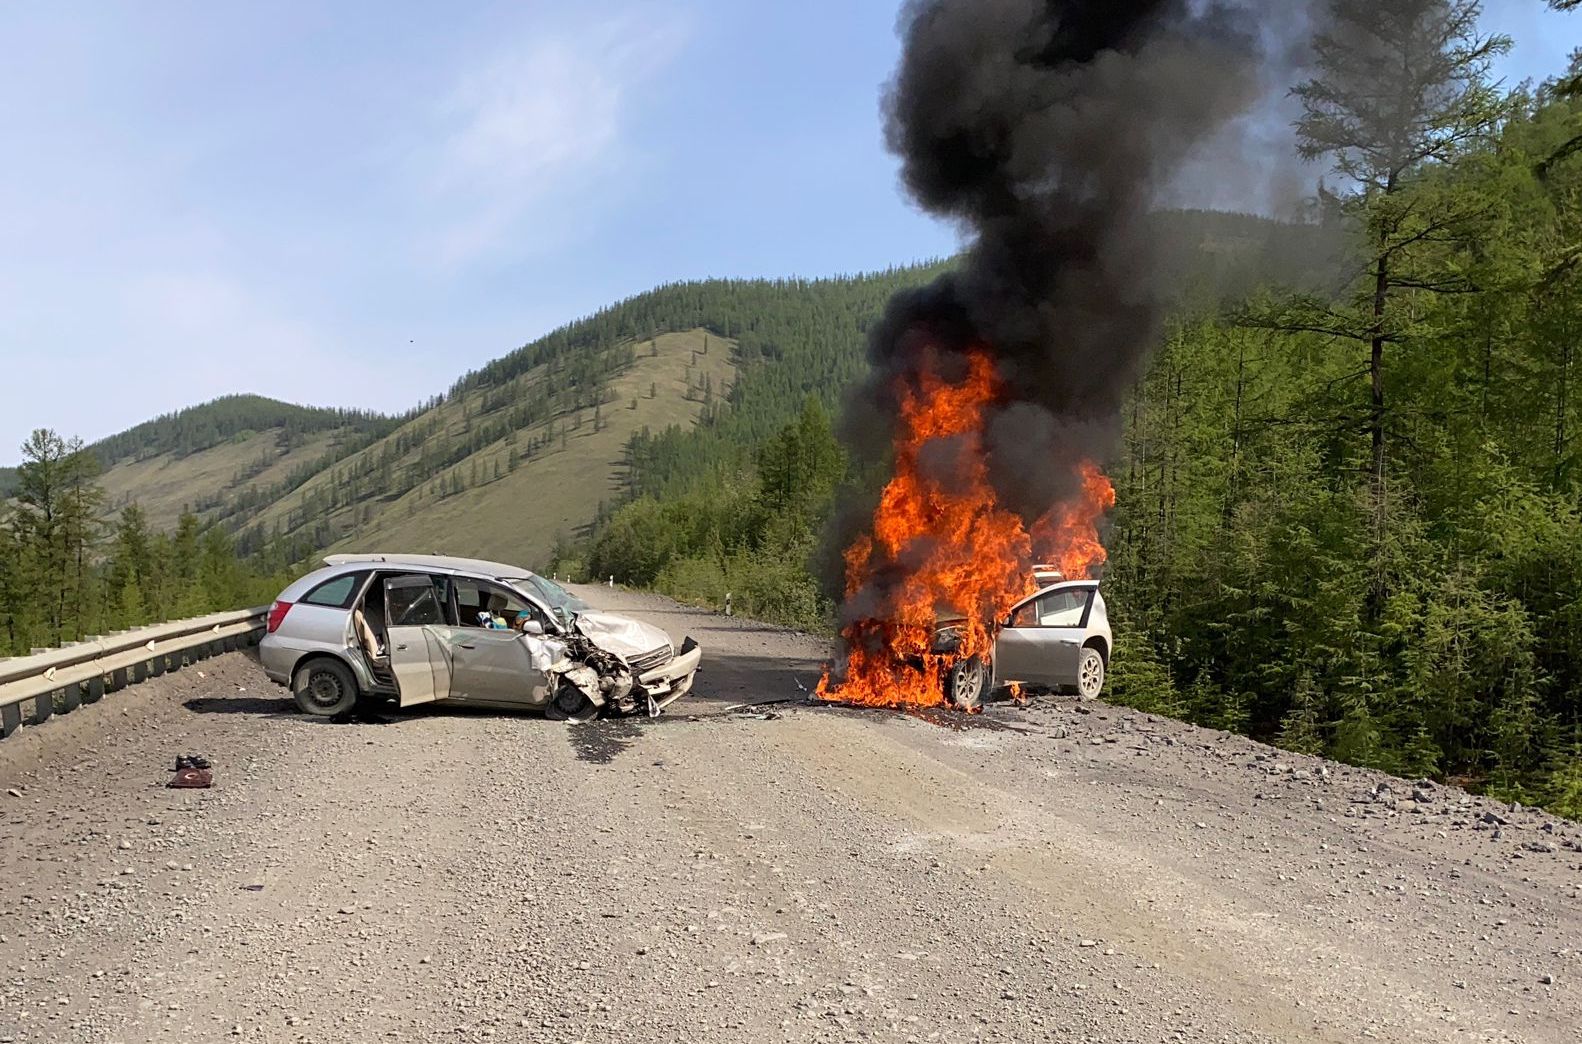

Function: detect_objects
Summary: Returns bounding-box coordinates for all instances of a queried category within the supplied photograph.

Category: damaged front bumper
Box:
[552,634,702,718]
[636,636,701,716]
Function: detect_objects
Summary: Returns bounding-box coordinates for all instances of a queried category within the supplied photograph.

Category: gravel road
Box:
[1,586,1578,1043]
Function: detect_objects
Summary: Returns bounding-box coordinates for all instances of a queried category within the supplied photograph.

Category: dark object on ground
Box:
[169,752,213,788]
[169,767,212,788]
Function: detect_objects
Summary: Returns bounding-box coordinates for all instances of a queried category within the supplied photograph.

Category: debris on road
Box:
[168,753,213,789]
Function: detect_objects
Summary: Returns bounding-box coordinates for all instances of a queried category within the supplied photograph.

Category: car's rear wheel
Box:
[545,683,600,723]
[1077,647,1105,699]
[292,658,358,716]
[945,655,988,712]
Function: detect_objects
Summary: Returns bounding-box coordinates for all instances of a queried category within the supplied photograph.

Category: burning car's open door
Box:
[383,575,453,707]
[993,585,1093,689]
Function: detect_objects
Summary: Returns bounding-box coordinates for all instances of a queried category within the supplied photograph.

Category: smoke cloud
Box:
[827,0,1312,618]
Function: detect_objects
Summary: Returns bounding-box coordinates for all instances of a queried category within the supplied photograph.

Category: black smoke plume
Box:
[827,0,1299,624]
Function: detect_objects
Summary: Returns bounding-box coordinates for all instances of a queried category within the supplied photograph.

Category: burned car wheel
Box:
[292,658,358,717]
[544,684,599,723]
[946,655,988,711]
[1077,647,1105,699]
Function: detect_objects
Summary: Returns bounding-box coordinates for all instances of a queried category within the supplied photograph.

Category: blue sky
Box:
[0,1,1575,458]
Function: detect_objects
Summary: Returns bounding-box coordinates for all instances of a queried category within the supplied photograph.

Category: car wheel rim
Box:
[1080,655,1102,697]
[954,662,982,707]
[307,672,343,709]
[554,688,597,722]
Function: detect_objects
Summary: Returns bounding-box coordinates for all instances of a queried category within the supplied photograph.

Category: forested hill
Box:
[90,394,403,465]
[2,207,1316,543]
[0,392,401,509]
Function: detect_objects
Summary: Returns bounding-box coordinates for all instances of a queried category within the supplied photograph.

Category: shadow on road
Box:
[183,695,294,716]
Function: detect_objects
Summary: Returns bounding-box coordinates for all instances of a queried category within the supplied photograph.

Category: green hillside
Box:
[90,394,400,464]
[1,395,404,532]
[8,209,1313,576]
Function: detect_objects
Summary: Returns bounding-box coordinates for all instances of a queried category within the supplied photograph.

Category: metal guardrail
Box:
[0,606,269,740]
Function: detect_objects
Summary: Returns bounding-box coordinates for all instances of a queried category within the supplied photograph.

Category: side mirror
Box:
[520,620,545,637]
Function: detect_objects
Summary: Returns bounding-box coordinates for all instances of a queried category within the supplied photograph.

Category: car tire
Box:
[545,684,599,723]
[945,655,988,712]
[1076,646,1105,699]
[292,658,359,717]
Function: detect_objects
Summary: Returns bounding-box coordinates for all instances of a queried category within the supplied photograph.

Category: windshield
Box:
[520,573,590,613]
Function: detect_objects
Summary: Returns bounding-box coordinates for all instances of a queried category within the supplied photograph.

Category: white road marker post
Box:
[725,592,732,617]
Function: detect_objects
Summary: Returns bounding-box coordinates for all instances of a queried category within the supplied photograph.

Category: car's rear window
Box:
[301,572,366,609]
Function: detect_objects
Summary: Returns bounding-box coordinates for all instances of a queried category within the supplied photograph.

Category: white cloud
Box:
[428,11,689,266]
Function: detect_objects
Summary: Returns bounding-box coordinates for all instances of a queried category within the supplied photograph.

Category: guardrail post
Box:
[1,702,20,739]
[85,674,104,704]
[110,667,128,692]
[30,690,55,725]
[148,653,166,678]
[61,681,81,714]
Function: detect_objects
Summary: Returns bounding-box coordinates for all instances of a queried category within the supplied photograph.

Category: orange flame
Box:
[818,348,1115,710]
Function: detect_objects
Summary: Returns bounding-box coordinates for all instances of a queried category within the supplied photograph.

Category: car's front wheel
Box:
[545,683,600,723]
[292,658,359,716]
[945,655,988,712]
[1076,646,1105,699]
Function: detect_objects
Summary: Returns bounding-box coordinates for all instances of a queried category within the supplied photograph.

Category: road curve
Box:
[1,586,1578,1043]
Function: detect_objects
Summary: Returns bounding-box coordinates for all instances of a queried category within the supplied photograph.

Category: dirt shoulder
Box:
[0,587,1576,1042]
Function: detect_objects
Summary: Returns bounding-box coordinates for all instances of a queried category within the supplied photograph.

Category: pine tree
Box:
[1287,0,1512,600]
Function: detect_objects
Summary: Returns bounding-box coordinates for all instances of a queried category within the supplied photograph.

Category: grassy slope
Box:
[97,430,344,530]
[284,329,736,568]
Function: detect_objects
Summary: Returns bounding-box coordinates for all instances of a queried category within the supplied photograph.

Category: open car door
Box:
[992,586,1093,688]
[383,575,453,707]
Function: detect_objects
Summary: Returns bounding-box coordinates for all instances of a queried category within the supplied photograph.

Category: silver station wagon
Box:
[259,554,701,721]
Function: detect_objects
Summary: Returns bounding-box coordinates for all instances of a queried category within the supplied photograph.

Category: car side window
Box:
[302,572,366,609]
[1008,601,1040,628]
[1008,589,1092,629]
[388,580,444,627]
[1038,589,1091,627]
[428,576,458,625]
[455,578,533,629]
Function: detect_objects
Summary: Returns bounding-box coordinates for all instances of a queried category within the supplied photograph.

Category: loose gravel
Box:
[1,587,1577,1043]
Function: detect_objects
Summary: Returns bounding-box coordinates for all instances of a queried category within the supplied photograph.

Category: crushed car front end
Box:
[550,611,702,717]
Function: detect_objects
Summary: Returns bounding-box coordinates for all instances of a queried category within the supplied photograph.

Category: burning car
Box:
[933,580,1111,711]
[259,554,700,721]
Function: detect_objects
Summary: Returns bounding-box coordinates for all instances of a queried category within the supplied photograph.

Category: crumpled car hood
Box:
[573,610,671,659]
